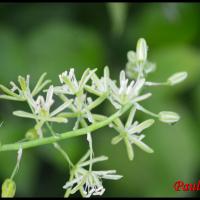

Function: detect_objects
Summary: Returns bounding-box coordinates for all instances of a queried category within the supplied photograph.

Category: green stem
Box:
[79,119,93,172]
[53,143,74,168]
[10,163,19,180]
[145,81,169,86]
[58,112,80,118]
[0,103,132,152]
[86,92,108,111]
[134,103,158,118]
[46,122,74,167]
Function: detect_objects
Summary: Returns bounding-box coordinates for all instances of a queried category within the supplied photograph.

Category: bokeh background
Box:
[0,2,200,197]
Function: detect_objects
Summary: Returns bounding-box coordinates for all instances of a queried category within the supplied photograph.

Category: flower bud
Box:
[25,128,39,140]
[1,178,16,198]
[158,111,180,124]
[167,72,188,86]
[136,38,148,62]
[127,51,136,63]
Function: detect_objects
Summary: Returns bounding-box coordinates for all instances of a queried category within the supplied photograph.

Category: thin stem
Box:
[10,149,22,180]
[45,122,74,167]
[92,114,107,121]
[80,119,93,172]
[58,112,80,118]
[10,163,19,180]
[86,92,108,111]
[53,143,74,168]
[0,103,132,152]
[145,81,168,86]
[134,103,159,118]
[136,62,144,81]
[46,122,59,138]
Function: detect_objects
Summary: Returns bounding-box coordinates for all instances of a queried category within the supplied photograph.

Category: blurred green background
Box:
[0,2,200,197]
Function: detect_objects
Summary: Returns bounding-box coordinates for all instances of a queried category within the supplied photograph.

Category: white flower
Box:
[0,73,51,102]
[111,107,154,160]
[85,66,110,96]
[32,85,54,115]
[55,68,96,95]
[109,70,150,109]
[63,152,122,197]
[58,68,79,94]
[10,75,30,98]
[13,75,29,92]
[72,94,94,128]
[13,85,72,124]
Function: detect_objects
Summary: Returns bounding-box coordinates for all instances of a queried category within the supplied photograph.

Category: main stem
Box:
[0,103,132,152]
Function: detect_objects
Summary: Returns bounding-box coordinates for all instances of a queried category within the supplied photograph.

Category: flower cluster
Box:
[0,38,187,197]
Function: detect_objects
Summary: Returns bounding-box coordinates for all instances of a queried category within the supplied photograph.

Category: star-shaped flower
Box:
[54,68,96,95]
[13,85,72,126]
[110,107,154,160]
[84,66,110,96]
[109,70,151,109]
[63,151,122,198]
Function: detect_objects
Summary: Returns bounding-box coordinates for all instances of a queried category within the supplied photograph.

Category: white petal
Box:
[132,78,145,96]
[45,85,54,108]
[63,176,82,189]
[13,110,38,119]
[59,74,64,84]
[125,107,136,129]
[132,93,152,102]
[79,156,108,167]
[129,119,154,135]
[127,80,135,95]
[119,70,126,86]
[86,110,94,123]
[101,174,123,180]
[129,136,154,153]
[50,100,72,117]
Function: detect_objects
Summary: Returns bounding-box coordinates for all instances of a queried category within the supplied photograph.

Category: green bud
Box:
[136,38,148,62]
[1,178,16,198]
[167,72,188,86]
[127,51,136,63]
[158,111,180,124]
[25,128,39,140]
